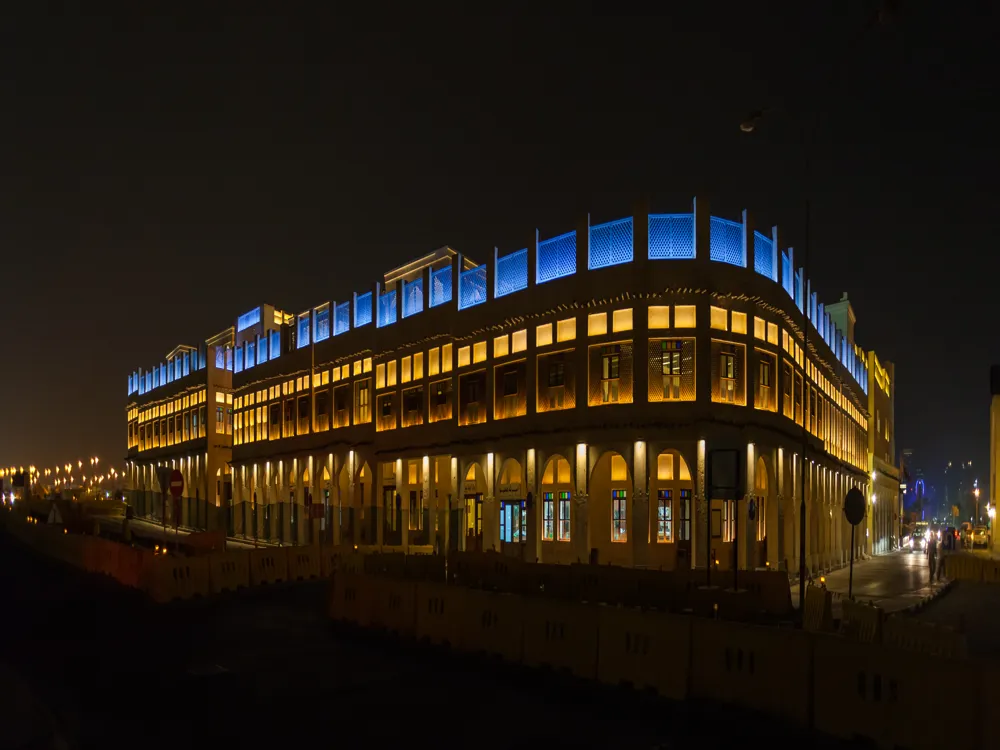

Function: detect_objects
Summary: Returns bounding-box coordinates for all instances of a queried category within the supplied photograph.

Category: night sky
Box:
[3,6,997,490]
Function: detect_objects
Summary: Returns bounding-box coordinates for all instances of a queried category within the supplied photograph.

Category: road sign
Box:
[844,487,866,526]
[169,469,184,499]
[843,487,867,600]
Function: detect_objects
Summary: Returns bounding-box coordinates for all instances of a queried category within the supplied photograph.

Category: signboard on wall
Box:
[463,480,478,496]
[498,483,521,499]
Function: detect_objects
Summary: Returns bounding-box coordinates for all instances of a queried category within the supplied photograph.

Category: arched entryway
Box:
[299,466,312,545]
[649,450,694,570]
[462,461,487,551]
[539,454,573,563]
[752,456,769,569]
[496,457,526,555]
[589,451,632,566]
[356,461,373,545]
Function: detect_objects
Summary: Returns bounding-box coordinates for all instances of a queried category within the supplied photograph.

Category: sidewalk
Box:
[98,515,274,550]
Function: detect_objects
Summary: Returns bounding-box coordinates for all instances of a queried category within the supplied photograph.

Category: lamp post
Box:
[974,487,980,525]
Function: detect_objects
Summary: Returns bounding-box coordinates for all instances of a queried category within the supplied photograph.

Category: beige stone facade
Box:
[125,198,899,574]
[125,329,234,531]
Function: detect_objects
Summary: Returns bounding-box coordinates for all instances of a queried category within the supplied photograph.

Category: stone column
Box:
[632,440,649,568]
[526,448,540,563]
[483,452,498,552]
[398,458,408,551]
[574,442,590,563]
[694,439,707,571]
[449,456,461,552]
[423,455,435,553]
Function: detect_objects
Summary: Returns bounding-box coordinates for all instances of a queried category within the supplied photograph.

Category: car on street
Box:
[972,526,989,549]
[909,522,930,553]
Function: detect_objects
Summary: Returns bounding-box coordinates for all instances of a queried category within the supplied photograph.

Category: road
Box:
[790,550,947,615]
[0,531,868,750]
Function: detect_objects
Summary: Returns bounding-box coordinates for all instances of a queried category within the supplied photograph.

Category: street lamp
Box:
[974,487,981,524]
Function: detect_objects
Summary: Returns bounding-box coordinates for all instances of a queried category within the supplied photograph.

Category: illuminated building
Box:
[125,199,892,574]
[124,328,235,530]
[865,348,899,553]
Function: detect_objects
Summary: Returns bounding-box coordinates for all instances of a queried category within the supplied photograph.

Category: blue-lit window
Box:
[430,266,452,307]
[458,264,487,310]
[225,347,233,372]
[183,353,190,377]
[402,277,423,318]
[334,301,350,334]
[297,313,310,348]
[246,341,255,369]
[167,360,174,383]
[270,330,280,360]
[355,292,373,327]
[781,251,794,298]
[378,289,397,327]
[159,363,166,387]
[648,214,695,259]
[237,307,261,333]
[537,230,576,284]
[314,304,330,342]
[199,346,206,370]
[794,270,803,312]
[710,216,745,267]
[234,346,244,374]
[589,218,633,269]
[753,230,774,280]
[257,336,268,365]
[495,248,528,298]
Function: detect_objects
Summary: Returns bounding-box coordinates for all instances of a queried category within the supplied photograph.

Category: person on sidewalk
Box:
[927,533,938,582]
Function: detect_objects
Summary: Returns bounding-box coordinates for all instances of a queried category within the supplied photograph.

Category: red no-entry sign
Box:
[169,469,184,499]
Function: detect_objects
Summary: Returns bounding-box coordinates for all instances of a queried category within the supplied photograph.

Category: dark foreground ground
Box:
[913,580,1000,658]
[0,531,866,750]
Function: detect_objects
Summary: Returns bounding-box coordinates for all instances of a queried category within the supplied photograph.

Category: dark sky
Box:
[2,5,997,490]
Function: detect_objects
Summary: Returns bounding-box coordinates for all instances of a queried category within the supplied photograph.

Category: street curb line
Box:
[892,579,955,617]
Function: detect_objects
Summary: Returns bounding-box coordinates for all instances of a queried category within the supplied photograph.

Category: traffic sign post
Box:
[169,470,184,549]
[843,487,866,600]
[156,467,172,537]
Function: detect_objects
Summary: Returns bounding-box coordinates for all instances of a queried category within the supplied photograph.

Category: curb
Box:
[892,578,955,616]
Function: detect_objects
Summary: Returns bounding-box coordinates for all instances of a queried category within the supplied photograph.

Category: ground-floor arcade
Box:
[221,428,872,576]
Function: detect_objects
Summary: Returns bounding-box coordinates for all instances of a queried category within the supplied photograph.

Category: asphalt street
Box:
[0,530,870,750]
[790,550,945,615]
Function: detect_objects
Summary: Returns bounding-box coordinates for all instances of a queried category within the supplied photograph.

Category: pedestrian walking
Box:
[927,533,937,581]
